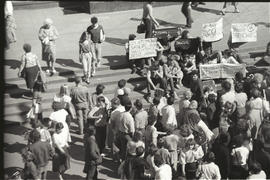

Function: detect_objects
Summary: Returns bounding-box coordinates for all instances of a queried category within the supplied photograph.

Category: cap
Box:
[44,18,53,25]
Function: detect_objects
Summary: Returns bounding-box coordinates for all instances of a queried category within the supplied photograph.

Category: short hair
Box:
[74,76,82,84]
[97,96,106,104]
[185,138,196,149]
[221,80,231,92]
[167,96,174,105]
[55,122,64,131]
[96,84,105,95]
[134,99,143,110]
[136,146,145,157]
[249,161,262,174]
[111,97,120,106]
[181,30,189,39]
[154,153,164,167]
[148,143,158,156]
[157,137,165,148]
[128,34,136,41]
[250,88,261,98]
[29,129,41,143]
[153,96,160,105]
[133,131,143,142]
[59,84,69,96]
[30,119,42,129]
[235,82,244,93]
[85,126,96,136]
[118,79,126,88]
[203,151,215,163]
[208,93,216,103]
[91,16,98,24]
[124,100,132,111]
[235,72,244,82]
[23,43,31,53]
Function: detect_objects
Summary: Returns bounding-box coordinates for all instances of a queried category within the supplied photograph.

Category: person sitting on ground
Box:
[167,54,184,89]
[198,151,221,180]
[196,41,222,65]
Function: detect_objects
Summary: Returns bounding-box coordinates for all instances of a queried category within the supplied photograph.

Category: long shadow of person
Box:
[56,58,82,69]
[102,55,129,70]
[5,83,29,99]
[105,37,127,46]
[4,59,21,70]
[192,6,221,15]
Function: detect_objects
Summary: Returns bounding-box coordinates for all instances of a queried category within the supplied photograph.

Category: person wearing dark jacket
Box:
[84,126,102,180]
[212,133,231,179]
[28,129,54,180]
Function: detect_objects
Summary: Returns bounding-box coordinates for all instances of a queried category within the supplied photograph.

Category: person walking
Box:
[83,126,102,180]
[70,76,91,135]
[38,18,59,74]
[142,1,160,38]
[221,2,240,15]
[79,31,94,83]
[181,2,193,28]
[87,16,105,68]
[18,43,42,94]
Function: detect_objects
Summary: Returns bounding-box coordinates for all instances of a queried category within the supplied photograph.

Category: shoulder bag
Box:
[137,21,146,34]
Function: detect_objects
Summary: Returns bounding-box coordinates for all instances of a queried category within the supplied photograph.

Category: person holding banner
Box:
[181,2,193,28]
[142,1,160,38]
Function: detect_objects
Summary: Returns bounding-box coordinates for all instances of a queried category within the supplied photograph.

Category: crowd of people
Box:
[4,1,270,180]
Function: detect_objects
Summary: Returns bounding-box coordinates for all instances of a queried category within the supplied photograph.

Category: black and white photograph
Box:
[3,1,270,180]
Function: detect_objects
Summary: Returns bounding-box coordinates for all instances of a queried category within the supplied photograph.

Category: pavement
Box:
[4,2,270,179]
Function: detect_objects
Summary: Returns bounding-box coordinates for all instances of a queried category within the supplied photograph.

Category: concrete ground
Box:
[4,2,270,179]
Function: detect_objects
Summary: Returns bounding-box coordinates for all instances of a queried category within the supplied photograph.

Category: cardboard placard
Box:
[231,23,257,43]
[129,38,157,59]
[202,18,223,42]
[199,63,246,80]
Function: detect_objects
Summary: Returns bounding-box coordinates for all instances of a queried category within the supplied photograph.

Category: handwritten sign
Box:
[200,63,246,80]
[231,23,257,43]
[129,38,157,59]
[174,38,200,54]
[202,18,223,42]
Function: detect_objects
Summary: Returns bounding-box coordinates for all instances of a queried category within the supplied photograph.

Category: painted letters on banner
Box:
[129,38,157,59]
[202,18,223,42]
[200,63,246,80]
[231,23,257,43]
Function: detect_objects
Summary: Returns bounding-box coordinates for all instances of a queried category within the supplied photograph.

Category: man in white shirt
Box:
[161,96,177,131]
[154,153,172,180]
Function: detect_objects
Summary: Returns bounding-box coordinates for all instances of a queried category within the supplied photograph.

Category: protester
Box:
[70,76,90,135]
[161,96,177,131]
[142,1,160,38]
[79,31,94,83]
[90,84,111,110]
[181,2,193,28]
[133,99,148,133]
[32,77,44,121]
[18,43,41,94]
[144,117,158,154]
[198,151,221,180]
[83,126,102,180]
[88,96,108,156]
[38,18,59,74]
[87,16,105,68]
[178,90,192,126]
[52,122,71,180]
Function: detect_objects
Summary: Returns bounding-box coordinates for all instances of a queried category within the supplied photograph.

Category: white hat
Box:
[117,89,124,96]
[44,18,53,25]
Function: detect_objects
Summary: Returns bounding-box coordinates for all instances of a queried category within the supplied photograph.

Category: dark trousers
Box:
[118,132,132,160]
[95,126,107,154]
[167,77,175,93]
[147,77,167,95]
[143,18,153,38]
[181,5,193,26]
[86,165,98,180]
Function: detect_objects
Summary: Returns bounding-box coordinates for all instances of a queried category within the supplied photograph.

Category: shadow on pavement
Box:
[4,124,29,136]
[249,52,266,59]
[56,58,82,69]
[105,37,127,46]
[103,55,129,70]
[59,1,89,15]
[4,142,26,153]
[4,59,21,70]
[4,167,23,177]
[69,143,84,162]
[192,6,221,15]
[99,157,119,179]
[130,17,185,28]
[47,171,85,179]
[5,83,29,99]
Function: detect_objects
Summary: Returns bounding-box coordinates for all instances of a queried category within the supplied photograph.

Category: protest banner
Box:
[202,18,223,42]
[231,23,257,43]
[199,63,246,80]
[174,38,200,54]
[129,38,157,59]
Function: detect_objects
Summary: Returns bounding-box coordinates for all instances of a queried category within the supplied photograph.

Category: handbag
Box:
[137,21,146,34]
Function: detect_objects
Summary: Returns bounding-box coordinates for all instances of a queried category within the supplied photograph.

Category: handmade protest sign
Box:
[199,63,246,80]
[231,23,257,43]
[129,38,157,59]
[174,38,200,54]
[202,18,223,42]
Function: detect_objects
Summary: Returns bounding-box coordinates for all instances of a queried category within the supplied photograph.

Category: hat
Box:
[44,18,53,25]
[128,34,136,41]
